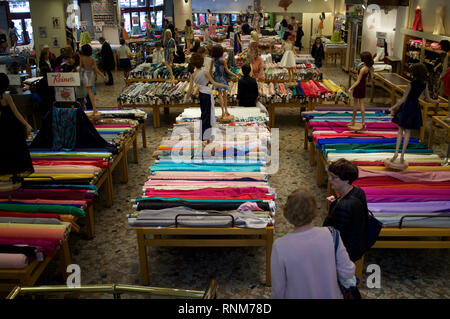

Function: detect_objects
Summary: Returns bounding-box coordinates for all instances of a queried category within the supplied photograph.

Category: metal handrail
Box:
[6,279,217,299]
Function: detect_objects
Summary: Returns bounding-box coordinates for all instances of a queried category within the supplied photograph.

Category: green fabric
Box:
[0,203,86,217]
[80,31,92,46]
[323,143,432,156]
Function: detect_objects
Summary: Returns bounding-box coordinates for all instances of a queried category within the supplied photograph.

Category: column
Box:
[172,0,192,30]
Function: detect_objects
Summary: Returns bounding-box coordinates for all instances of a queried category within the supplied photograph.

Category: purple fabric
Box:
[314,107,390,112]
[368,201,450,213]
[0,238,59,257]
[308,121,398,133]
[366,195,450,203]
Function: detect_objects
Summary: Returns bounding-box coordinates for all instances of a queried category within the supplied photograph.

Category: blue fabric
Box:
[150,163,263,172]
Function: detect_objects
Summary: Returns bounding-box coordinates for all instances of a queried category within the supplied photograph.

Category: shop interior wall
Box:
[80,2,94,38]
[261,0,334,13]
[0,5,8,33]
[173,0,192,30]
[302,12,334,52]
[30,0,67,57]
[192,0,253,12]
[361,8,398,59]
[407,0,449,36]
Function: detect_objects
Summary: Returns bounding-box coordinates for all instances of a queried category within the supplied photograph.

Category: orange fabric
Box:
[0,228,66,240]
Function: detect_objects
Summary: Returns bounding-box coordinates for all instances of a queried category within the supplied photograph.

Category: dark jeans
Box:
[106,69,113,84]
[199,92,212,141]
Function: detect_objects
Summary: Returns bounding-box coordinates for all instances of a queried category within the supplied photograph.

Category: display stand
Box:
[383,159,408,170]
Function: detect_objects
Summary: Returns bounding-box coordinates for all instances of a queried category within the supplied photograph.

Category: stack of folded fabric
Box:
[302,107,450,228]
[130,63,190,80]
[128,107,276,229]
[264,63,322,81]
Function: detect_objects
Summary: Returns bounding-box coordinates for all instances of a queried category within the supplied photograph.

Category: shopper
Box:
[272,188,355,299]
[8,21,19,56]
[295,22,304,50]
[99,37,115,85]
[184,53,229,146]
[323,159,369,264]
[389,63,439,165]
[277,19,288,42]
[311,37,325,68]
[248,46,265,82]
[184,19,194,52]
[118,38,132,81]
[190,38,201,53]
[152,41,164,64]
[210,45,239,119]
[237,64,258,107]
[79,44,106,116]
[39,48,54,77]
[60,53,77,73]
[0,29,8,54]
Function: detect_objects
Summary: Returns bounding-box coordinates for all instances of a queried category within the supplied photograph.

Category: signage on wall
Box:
[47,73,81,87]
[94,21,104,32]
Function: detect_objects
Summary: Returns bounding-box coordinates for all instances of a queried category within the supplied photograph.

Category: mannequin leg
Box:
[87,87,96,114]
[391,127,404,162]
[360,98,366,127]
[218,92,225,118]
[399,129,411,163]
[350,98,359,126]
[223,91,230,116]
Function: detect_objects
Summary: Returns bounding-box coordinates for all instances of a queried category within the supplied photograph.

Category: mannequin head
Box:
[360,51,374,67]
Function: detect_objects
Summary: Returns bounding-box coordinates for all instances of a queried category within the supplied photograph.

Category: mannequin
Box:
[318,13,325,37]
[412,7,423,32]
[207,9,217,39]
[433,6,446,35]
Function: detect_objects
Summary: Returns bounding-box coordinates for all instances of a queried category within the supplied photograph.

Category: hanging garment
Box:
[433,6,446,35]
[412,8,423,32]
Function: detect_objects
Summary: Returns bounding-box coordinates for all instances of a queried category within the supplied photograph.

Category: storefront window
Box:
[121,0,163,31]
[9,1,30,13]
[154,0,164,6]
[140,12,147,32]
[122,13,132,32]
[156,11,163,28]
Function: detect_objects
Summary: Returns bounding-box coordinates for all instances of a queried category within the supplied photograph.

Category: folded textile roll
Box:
[0,253,29,269]
[0,203,86,217]
[136,199,272,212]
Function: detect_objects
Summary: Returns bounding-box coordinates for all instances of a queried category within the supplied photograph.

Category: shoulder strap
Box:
[327,226,340,254]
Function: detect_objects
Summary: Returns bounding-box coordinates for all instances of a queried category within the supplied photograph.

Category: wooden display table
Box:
[0,240,71,295]
[324,47,346,67]
[136,226,274,286]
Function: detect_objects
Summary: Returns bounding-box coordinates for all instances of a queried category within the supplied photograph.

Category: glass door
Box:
[12,19,24,45]
[122,12,131,33]
[24,18,33,44]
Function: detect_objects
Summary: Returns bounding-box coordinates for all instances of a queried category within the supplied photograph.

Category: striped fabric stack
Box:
[303,107,450,228]
[128,107,276,229]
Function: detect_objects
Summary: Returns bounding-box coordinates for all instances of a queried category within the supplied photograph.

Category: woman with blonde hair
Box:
[271,188,356,299]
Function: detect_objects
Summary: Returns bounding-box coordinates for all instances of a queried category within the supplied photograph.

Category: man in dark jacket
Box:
[99,37,115,85]
[323,158,368,263]
[237,64,258,107]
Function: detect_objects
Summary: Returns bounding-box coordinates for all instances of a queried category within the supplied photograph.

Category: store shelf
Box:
[401,29,450,42]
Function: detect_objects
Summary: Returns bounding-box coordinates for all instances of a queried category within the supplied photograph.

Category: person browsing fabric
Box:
[99,37,115,85]
[271,188,356,299]
[238,64,258,107]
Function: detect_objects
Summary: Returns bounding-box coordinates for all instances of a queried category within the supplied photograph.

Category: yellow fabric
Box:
[0,222,71,230]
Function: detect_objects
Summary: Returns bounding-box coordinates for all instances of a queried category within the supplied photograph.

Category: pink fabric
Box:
[94,125,131,128]
[312,133,398,142]
[358,168,450,183]
[0,253,29,269]
[0,239,59,258]
[308,121,398,133]
[238,202,264,211]
[144,187,274,200]
[364,188,450,196]
[145,181,268,187]
[271,227,355,299]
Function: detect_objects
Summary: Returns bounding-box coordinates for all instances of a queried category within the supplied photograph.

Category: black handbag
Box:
[365,210,383,250]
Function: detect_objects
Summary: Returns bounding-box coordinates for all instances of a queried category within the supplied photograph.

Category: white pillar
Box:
[173,0,192,30]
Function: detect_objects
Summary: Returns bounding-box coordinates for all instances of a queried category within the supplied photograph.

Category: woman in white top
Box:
[152,41,165,65]
[184,53,229,146]
[118,39,132,81]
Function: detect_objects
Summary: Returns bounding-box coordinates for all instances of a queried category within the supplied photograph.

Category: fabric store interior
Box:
[0,0,449,300]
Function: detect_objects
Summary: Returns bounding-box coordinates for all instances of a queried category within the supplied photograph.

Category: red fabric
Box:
[0,238,60,258]
[354,176,450,187]
[314,80,332,95]
[0,211,61,219]
[440,68,450,96]
[144,187,274,200]
[32,159,109,168]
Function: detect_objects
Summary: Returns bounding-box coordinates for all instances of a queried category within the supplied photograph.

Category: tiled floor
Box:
[36,66,450,299]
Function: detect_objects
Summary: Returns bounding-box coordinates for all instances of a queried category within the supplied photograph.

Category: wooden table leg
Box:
[105,168,114,208]
[309,141,316,166]
[121,148,129,184]
[153,106,161,128]
[316,149,325,186]
[137,230,150,286]
[164,107,169,115]
[141,123,147,148]
[265,227,273,287]
[59,240,71,281]
[85,204,95,239]
[428,120,435,148]
[132,135,138,164]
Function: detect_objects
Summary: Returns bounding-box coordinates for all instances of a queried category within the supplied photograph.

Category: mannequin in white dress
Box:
[433,6,445,35]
